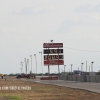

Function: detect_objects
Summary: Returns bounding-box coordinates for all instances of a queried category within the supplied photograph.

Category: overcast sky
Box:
[0,0,100,74]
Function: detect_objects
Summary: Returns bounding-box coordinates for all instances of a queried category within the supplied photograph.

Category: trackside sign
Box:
[43,43,63,48]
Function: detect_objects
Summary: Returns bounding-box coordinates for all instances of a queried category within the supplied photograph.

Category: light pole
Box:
[89,65,90,72]
[27,59,29,74]
[61,69,63,73]
[20,61,22,74]
[20,61,24,74]
[24,58,27,74]
[81,63,84,71]
[39,52,43,76]
[69,69,70,73]
[78,67,79,70]
[34,54,37,76]
[30,55,32,74]
[71,64,73,73]
[91,62,94,72]
[64,65,66,72]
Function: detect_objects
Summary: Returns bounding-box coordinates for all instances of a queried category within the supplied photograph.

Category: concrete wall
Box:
[60,74,100,82]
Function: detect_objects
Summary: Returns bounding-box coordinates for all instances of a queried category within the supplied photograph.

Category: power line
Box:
[64,47,100,52]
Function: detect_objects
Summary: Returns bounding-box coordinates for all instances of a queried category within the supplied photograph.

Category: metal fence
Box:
[60,74,100,82]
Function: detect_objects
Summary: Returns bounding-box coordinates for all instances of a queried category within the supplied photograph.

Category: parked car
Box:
[16,74,36,79]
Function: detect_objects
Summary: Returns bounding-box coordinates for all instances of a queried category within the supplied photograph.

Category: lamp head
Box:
[50,40,53,42]
[91,62,94,64]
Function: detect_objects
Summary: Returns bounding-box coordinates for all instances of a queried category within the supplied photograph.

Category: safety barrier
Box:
[40,76,58,80]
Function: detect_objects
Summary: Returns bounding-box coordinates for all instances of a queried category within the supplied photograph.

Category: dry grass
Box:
[0,79,100,100]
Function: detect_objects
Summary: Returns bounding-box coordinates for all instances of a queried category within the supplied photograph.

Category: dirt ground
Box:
[0,78,100,100]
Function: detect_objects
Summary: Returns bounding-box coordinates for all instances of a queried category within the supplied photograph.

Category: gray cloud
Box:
[55,19,86,33]
[75,4,100,13]
[92,4,100,12]
[55,20,76,33]
[55,17,100,34]
[12,7,35,15]
[12,6,52,15]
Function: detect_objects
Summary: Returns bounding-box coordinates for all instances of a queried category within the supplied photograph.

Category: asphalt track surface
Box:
[21,79,100,93]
